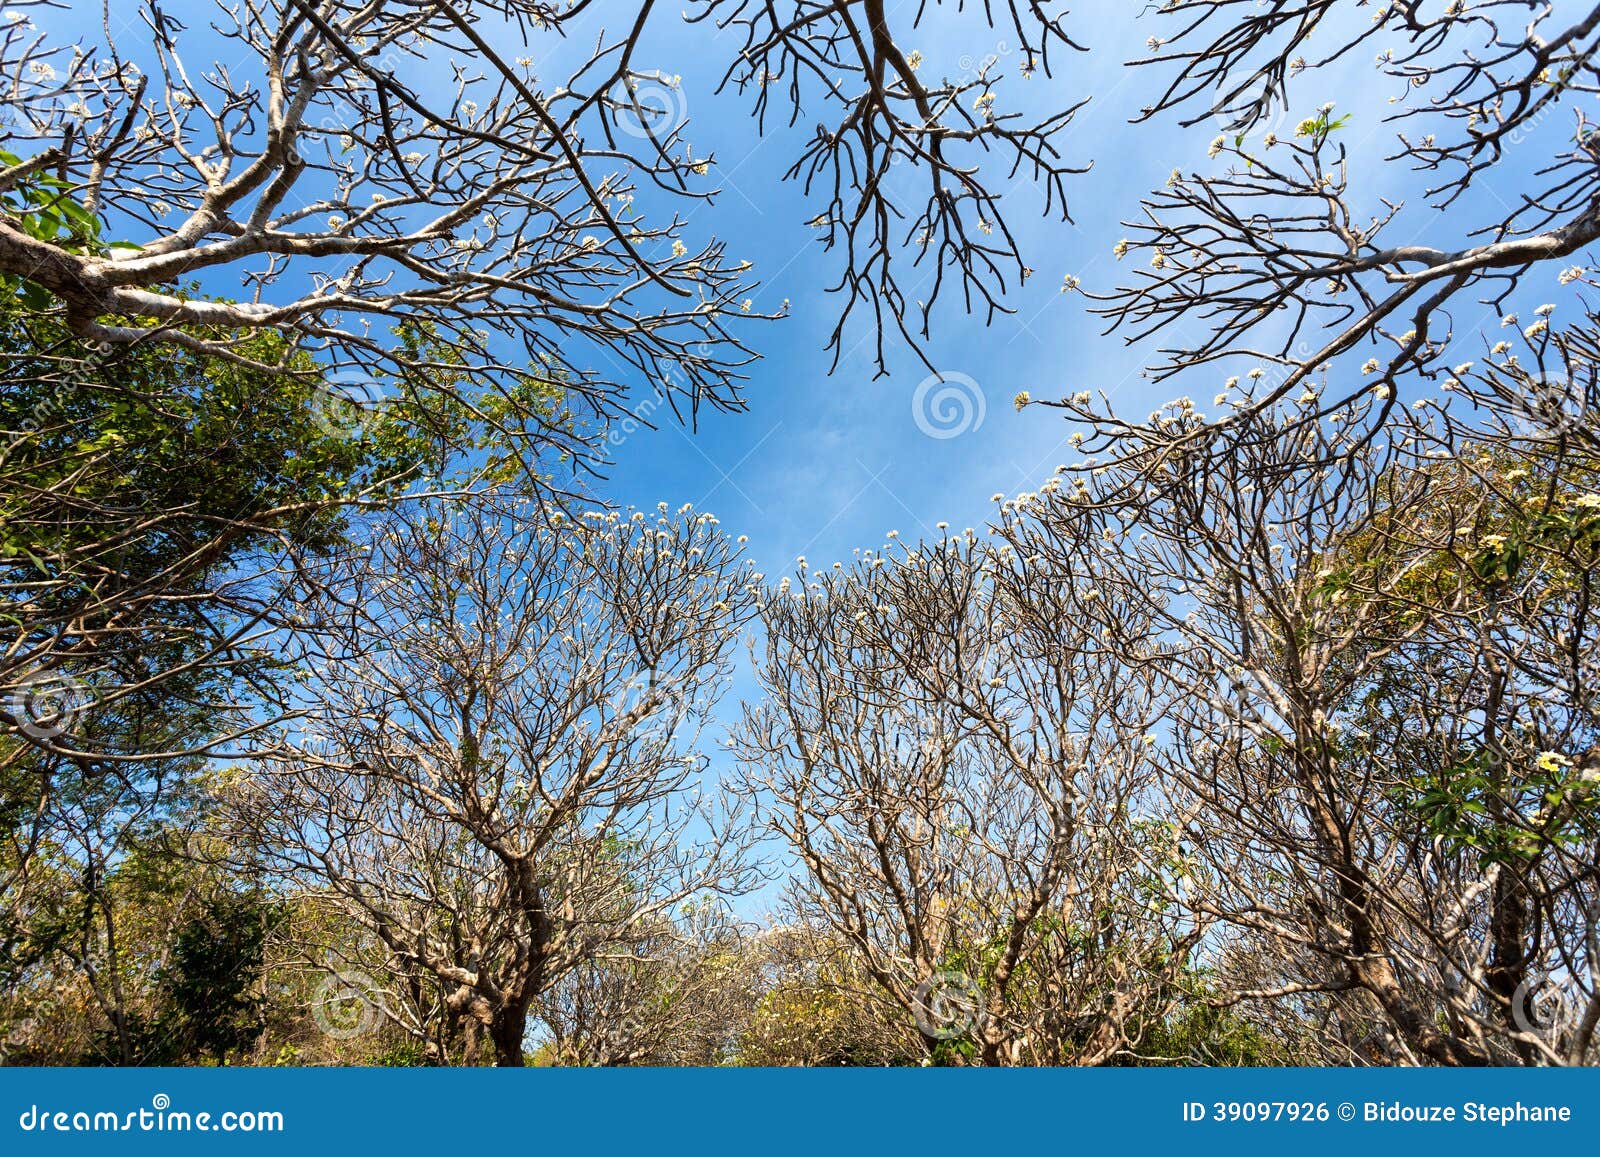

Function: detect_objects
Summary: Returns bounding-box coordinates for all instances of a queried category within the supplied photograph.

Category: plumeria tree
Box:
[737,530,1205,1065]
[226,493,761,1065]
[1053,2,1600,471]
[530,900,755,1065]
[0,0,1097,392]
[1002,395,1600,1065]
[0,0,765,434]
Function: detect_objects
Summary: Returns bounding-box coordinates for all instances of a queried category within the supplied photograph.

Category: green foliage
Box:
[1291,110,1351,141]
[2,316,404,571]
[0,150,120,311]
[155,889,281,1064]
[1122,986,1284,1067]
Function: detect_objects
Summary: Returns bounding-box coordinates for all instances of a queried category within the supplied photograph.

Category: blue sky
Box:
[48,0,1570,572]
[559,2,1591,913]
[589,8,1174,570]
[40,0,1593,911]
[578,2,1559,570]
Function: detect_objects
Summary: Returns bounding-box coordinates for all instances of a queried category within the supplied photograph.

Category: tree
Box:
[0,308,462,1034]
[531,900,754,1065]
[0,831,276,1067]
[0,0,1144,384]
[1057,2,1600,472]
[1007,395,1600,1065]
[691,0,1088,373]
[737,529,1204,1065]
[0,312,427,757]
[227,493,760,1065]
[734,922,921,1066]
[157,887,280,1064]
[0,0,766,430]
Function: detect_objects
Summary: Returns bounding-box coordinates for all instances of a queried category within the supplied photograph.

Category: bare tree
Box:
[737,530,1204,1065]
[1049,2,1600,468]
[690,0,1089,373]
[0,0,1101,392]
[1015,394,1600,1065]
[0,0,769,430]
[531,899,755,1065]
[226,493,761,1065]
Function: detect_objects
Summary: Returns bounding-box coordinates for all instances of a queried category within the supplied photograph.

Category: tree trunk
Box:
[491,1002,527,1067]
